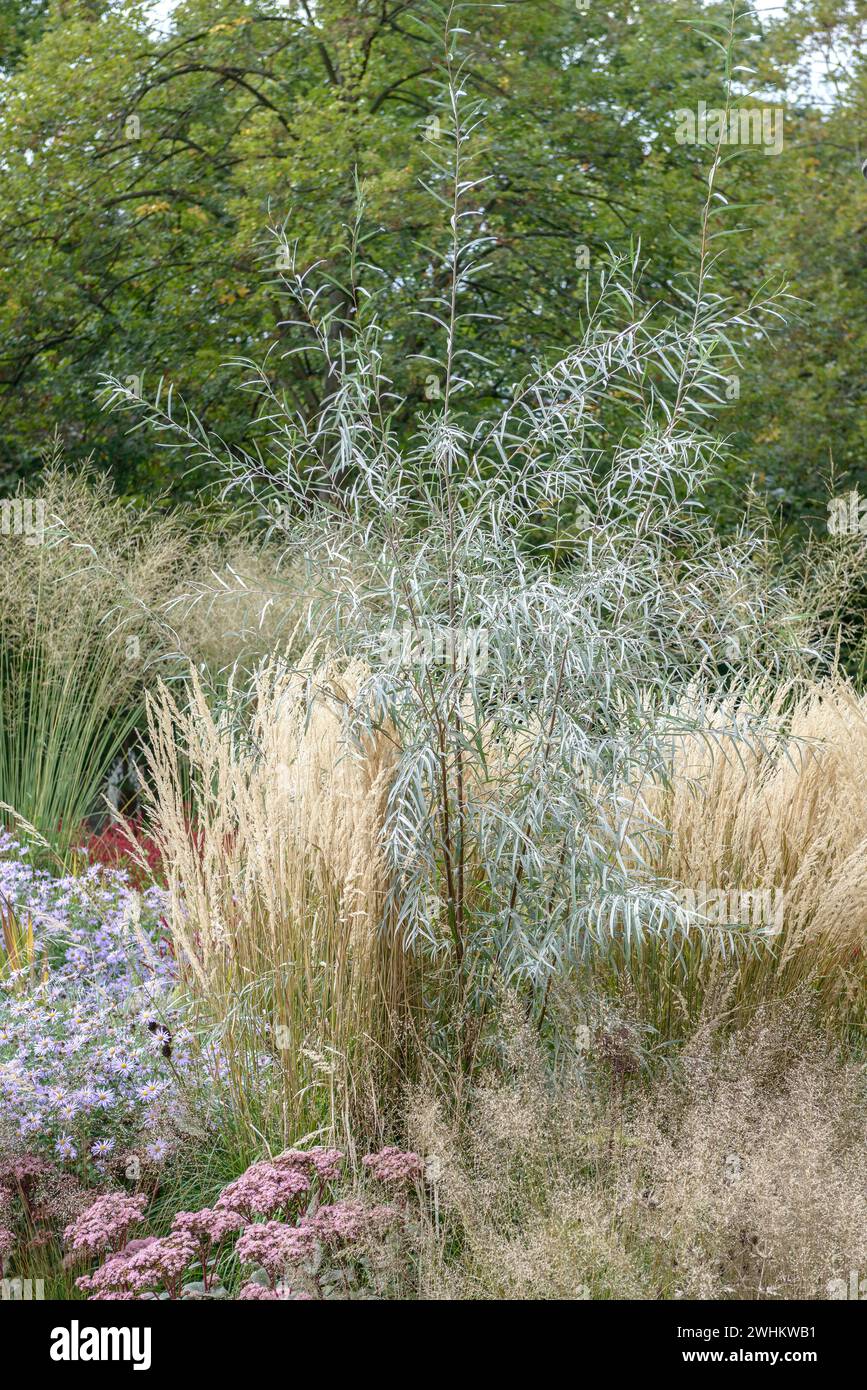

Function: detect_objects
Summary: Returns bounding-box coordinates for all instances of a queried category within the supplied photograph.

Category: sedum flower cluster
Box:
[71,1143,422,1300]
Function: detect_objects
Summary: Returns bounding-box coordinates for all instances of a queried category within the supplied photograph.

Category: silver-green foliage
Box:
[100,6,808,1006]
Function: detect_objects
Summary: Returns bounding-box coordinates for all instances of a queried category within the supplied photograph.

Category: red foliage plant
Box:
[79,817,164,889]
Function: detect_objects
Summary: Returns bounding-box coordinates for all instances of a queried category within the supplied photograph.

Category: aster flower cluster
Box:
[0,833,197,1168]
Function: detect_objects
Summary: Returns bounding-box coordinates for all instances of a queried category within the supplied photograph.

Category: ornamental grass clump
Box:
[402,1000,867,1301]
[0,455,317,864]
[137,660,413,1151]
[0,462,186,858]
[645,678,867,1024]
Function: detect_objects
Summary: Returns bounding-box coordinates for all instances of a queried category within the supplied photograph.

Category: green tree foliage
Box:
[0,0,864,529]
[0,0,739,497]
[727,0,867,532]
[0,0,51,70]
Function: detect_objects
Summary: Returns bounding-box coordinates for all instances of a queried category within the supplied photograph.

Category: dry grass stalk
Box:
[404,1002,867,1300]
[646,679,867,1018]
[139,657,413,1148]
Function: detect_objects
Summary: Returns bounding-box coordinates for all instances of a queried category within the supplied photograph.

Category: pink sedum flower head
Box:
[362,1146,424,1184]
[235,1220,318,1283]
[78,1231,197,1299]
[64,1191,148,1258]
[236,1281,311,1300]
[274,1147,345,1182]
[119,1236,159,1258]
[171,1207,246,1244]
[216,1161,310,1219]
[309,1200,397,1247]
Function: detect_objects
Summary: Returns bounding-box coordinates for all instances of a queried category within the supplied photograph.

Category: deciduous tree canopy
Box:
[1,0,865,529]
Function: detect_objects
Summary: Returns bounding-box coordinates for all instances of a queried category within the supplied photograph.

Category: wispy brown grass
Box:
[404,1000,867,1300]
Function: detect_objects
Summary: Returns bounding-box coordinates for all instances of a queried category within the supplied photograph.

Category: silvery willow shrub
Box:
[100,20,807,1033]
